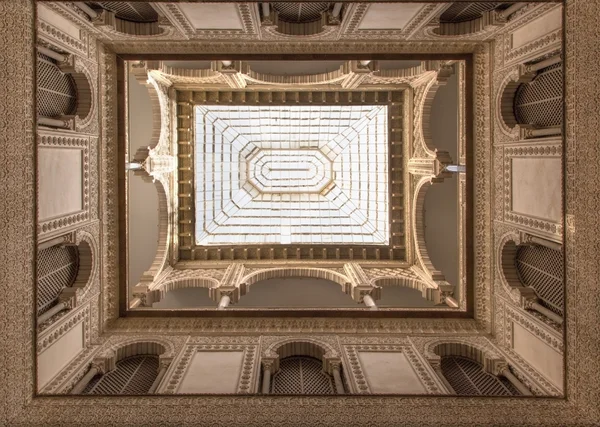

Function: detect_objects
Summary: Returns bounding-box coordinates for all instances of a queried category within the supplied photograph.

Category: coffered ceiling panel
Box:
[358,3,429,30]
[178,3,244,30]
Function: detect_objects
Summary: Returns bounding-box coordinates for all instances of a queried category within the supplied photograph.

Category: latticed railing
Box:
[515,63,563,128]
[271,356,335,394]
[86,2,158,22]
[516,245,564,317]
[441,356,520,396]
[83,356,159,395]
[37,246,79,315]
[37,53,77,118]
[440,2,501,23]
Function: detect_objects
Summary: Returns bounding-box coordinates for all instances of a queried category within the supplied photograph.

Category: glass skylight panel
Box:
[194,105,389,246]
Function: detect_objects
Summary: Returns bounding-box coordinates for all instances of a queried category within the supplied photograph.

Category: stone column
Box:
[522,125,562,138]
[520,287,564,325]
[261,359,275,394]
[74,2,99,19]
[444,164,466,173]
[520,232,562,251]
[217,294,231,310]
[148,358,171,394]
[38,294,75,325]
[497,3,527,20]
[330,360,345,394]
[362,294,377,310]
[38,116,70,128]
[522,54,562,74]
[37,45,66,62]
[498,365,533,396]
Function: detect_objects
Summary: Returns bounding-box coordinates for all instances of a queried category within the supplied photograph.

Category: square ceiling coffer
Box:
[194,105,389,246]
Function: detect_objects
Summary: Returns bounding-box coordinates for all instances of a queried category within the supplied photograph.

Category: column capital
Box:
[261,358,276,371]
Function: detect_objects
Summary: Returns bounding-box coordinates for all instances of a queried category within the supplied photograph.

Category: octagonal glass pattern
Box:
[194,105,389,245]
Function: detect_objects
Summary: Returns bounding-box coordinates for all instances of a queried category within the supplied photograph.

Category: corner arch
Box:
[242,267,350,291]
[372,276,437,301]
[148,277,219,305]
[413,177,446,281]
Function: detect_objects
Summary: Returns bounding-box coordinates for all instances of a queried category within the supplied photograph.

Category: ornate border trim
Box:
[503,144,563,236]
[37,131,91,237]
[343,344,440,394]
[163,343,258,394]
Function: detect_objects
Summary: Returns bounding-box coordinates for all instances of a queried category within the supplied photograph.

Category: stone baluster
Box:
[261,359,275,394]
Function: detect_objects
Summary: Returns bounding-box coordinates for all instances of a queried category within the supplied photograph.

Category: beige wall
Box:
[128,72,159,294]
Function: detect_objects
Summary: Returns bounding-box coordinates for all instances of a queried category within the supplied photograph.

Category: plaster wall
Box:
[512,322,563,389]
[511,157,562,222]
[38,147,83,221]
[425,70,459,287]
[178,351,244,393]
[357,351,427,394]
[511,6,562,49]
[37,3,81,40]
[128,72,159,294]
[37,321,84,389]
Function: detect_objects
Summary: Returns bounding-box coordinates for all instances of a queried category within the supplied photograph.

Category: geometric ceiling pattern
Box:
[194,105,389,246]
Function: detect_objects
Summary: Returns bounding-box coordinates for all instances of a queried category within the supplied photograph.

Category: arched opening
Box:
[264,340,341,395]
[516,245,564,318]
[82,355,159,395]
[271,356,335,394]
[514,63,563,128]
[237,277,355,308]
[87,2,162,36]
[440,356,520,396]
[36,52,77,118]
[268,2,333,36]
[434,3,509,36]
[81,341,167,395]
[152,287,215,309]
[378,286,436,308]
[36,245,79,316]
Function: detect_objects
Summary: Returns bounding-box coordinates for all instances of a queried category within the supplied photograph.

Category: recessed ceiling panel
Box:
[358,3,427,30]
[178,3,243,30]
[194,105,389,246]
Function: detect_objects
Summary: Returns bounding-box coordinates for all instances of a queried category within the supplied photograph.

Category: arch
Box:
[72,230,98,301]
[440,356,519,396]
[148,277,219,305]
[271,356,335,395]
[66,58,95,129]
[413,75,440,158]
[133,74,172,287]
[36,51,77,118]
[496,231,523,303]
[264,337,339,372]
[372,276,437,302]
[242,267,350,291]
[516,244,564,317]
[83,355,159,395]
[429,4,505,38]
[496,68,535,138]
[425,340,502,375]
[103,337,175,361]
[413,177,445,281]
[514,62,563,128]
[36,245,79,316]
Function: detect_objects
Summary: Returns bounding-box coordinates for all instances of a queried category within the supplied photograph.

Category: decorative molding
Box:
[343,343,441,394]
[503,144,563,237]
[163,343,258,394]
[37,130,91,238]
